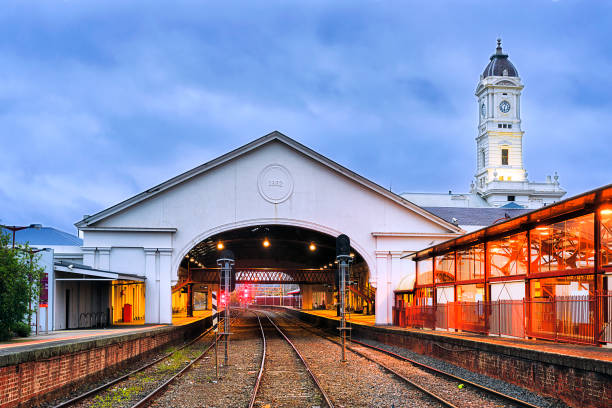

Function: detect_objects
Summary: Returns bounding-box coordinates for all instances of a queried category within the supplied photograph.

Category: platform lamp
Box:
[217,249,235,366]
[0,223,42,249]
[336,234,352,363]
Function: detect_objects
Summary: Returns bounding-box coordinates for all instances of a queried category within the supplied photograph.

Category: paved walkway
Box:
[302,309,376,326]
[0,311,212,356]
[299,308,612,363]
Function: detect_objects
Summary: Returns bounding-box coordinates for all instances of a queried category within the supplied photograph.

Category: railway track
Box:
[52,312,235,408]
[266,309,545,408]
[249,311,333,408]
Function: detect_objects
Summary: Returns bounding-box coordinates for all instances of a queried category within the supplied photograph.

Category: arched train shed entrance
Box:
[76,132,461,324]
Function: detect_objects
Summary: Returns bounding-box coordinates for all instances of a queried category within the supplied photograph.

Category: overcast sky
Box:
[1,0,610,234]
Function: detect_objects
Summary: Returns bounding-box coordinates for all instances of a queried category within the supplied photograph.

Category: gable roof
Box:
[423,207,530,227]
[3,226,83,246]
[76,131,462,233]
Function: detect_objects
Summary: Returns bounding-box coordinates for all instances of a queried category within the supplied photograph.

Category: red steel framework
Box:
[396,184,612,346]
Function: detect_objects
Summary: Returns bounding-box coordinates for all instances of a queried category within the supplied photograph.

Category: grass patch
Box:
[156,350,188,373]
[91,386,141,408]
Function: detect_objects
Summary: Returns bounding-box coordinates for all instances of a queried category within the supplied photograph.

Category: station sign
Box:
[39,273,48,308]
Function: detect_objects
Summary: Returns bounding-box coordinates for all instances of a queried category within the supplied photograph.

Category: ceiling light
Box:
[189,258,195,262]
[185,255,189,259]
[263,238,270,248]
[309,242,316,251]
[601,209,612,215]
[350,252,355,258]
[324,265,327,269]
[217,242,224,250]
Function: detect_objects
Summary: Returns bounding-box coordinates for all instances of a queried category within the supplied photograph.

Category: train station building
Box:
[74,131,464,326]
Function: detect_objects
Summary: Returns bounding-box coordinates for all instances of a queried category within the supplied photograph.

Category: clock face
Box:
[481,103,486,117]
[499,100,511,113]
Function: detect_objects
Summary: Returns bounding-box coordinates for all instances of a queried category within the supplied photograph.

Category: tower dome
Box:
[482,39,518,78]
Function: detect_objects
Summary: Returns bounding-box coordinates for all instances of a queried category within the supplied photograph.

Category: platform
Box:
[279,307,612,408]
[0,311,211,359]
[296,307,611,363]
[301,309,376,326]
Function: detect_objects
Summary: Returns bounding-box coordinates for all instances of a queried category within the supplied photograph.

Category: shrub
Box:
[12,321,30,337]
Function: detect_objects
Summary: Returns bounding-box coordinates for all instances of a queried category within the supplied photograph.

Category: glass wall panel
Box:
[530,274,594,299]
[530,213,594,274]
[456,283,486,302]
[457,244,485,282]
[435,252,455,284]
[490,231,528,278]
[601,208,612,267]
[416,258,433,286]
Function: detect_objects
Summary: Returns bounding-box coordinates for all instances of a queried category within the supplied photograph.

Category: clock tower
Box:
[472,39,565,208]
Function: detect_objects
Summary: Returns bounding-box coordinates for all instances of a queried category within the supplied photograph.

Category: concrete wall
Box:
[54,279,110,330]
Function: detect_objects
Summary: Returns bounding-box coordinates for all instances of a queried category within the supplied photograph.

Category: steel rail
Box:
[274,310,540,408]
[130,311,242,408]
[349,338,540,408]
[248,312,267,408]
[53,315,224,408]
[264,313,334,408]
[265,311,459,408]
[131,334,221,408]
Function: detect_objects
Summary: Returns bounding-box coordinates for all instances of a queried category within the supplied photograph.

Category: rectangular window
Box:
[508,124,512,129]
[416,258,433,286]
[415,287,434,306]
[489,231,528,278]
[501,148,509,165]
[530,213,594,274]
[498,124,502,128]
[457,244,485,282]
[435,252,455,283]
[508,195,515,201]
[601,208,612,267]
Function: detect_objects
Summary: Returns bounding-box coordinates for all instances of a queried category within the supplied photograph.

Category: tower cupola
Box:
[482,39,518,78]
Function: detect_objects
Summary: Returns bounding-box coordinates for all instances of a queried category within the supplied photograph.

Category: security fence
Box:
[393,292,611,346]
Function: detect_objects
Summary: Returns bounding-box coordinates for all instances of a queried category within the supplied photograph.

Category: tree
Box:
[0,231,44,340]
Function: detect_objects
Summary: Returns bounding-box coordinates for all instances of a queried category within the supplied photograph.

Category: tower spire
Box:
[496,38,503,55]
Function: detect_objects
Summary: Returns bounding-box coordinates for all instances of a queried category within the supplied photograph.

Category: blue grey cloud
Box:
[0,0,610,233]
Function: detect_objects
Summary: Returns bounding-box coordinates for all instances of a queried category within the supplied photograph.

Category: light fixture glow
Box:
[185,255,189,259]
[350,252,355,258]
[601,209,612,215]
[263,238,270,248]
[189,257,195,262]
[324,265,327,269]
[217,242,224,250]
[309,242,316,251]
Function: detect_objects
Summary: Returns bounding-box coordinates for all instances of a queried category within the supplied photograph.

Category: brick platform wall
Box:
[0,317,211,408]
[286,308,611,408]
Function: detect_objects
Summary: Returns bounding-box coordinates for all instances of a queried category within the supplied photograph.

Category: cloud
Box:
[0,1,610,232]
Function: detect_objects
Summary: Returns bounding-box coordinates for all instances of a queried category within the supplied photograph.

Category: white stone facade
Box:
[76,133,463,325]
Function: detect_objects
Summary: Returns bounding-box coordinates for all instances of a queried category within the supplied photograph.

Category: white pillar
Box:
[159,249,173,324]
[98,248,111,271]
[390,252,401,325]
[82,247,95,268]
[375,251,389,325]
[144,248,159,324]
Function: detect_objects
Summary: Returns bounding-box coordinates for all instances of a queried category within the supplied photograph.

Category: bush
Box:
[0,232,44,340]
[12,321,30,337]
